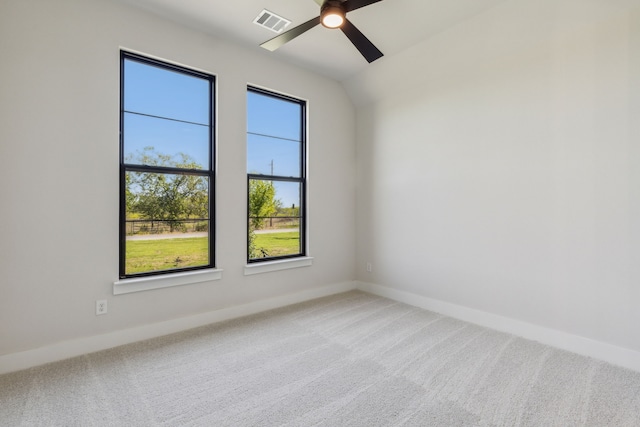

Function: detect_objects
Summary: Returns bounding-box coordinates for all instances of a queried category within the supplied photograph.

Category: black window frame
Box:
[246,86,307,263]
[119,51,216,279]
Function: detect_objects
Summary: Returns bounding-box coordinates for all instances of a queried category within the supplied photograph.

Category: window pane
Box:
[124,113,209,169]
[247,133,301,177]
[125,171,209,221]
[248,179,301,260]
[247,91,302,141]
[125,227,209,275]
[125,171,209,274]
[124,58,210,125]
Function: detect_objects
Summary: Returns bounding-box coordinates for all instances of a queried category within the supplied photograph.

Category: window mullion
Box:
[124,164,210,176]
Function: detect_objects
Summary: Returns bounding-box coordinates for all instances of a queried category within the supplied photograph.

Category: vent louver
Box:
[253,10,291,33]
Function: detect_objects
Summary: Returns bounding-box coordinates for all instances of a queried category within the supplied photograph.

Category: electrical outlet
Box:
[96,300,108,316]
[366,262,372,273]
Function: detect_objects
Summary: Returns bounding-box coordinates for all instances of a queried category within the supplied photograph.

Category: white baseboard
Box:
[7,280,637,375]
[357,281,640,373]
[0,281,357,375]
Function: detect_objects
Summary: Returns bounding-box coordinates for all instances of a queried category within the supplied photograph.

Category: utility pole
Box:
[269,160,274,228]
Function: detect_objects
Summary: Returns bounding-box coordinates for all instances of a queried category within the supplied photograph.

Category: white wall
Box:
[0,0,356,358]
[350,0,640,353]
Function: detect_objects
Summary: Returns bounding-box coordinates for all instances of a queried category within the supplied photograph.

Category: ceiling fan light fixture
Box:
[321,2,345,29]
[260,0,384,63]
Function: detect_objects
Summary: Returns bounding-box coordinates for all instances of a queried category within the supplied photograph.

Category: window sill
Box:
[244,257,313,276]
[113,268,223,295]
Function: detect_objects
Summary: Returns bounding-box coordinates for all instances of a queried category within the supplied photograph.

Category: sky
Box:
[247,90,303,207]
[124,59,210,168]
[123,57,304,207]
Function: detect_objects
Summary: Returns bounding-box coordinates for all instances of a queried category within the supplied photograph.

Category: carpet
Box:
[1,291,639,426]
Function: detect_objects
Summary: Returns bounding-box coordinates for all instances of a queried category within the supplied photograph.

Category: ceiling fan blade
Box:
[260,16,321,51]
[340,18,383,63]
[344,0,383,13]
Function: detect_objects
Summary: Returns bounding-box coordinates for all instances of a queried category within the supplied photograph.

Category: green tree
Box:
[249,180,279,229]
[248,179,281,258]
[127,147,208,233]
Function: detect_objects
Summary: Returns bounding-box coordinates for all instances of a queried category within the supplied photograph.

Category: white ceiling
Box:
[114,0,514,81]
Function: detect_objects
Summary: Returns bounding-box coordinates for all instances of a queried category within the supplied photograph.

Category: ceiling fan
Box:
[260,0,384,63]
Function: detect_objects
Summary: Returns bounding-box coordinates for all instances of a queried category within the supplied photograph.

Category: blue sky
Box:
[124,57,303,207]
[247,90,303,207]
[124,59,210,168]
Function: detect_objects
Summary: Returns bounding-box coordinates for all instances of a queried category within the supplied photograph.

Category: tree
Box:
[126,147,208,233]
[248,180,280,229]
[248,179,281,258]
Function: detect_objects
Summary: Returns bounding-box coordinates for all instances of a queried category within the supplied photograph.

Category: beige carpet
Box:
[2,291,640,426]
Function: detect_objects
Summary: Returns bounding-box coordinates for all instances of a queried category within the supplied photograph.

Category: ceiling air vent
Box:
[253,9,291,33]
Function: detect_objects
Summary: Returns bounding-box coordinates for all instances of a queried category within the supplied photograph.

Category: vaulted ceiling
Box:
[114,0,512,81]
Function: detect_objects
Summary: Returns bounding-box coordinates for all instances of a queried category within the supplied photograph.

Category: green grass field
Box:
[253,232,300,258]
[125,232,300,274]
[125,237,209,275]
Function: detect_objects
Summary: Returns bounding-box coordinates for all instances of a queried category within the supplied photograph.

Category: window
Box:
[120,52,215,278]
[247,87,306,263]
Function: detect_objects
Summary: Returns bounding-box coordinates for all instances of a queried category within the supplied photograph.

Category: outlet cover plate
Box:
[96,300,108,315]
